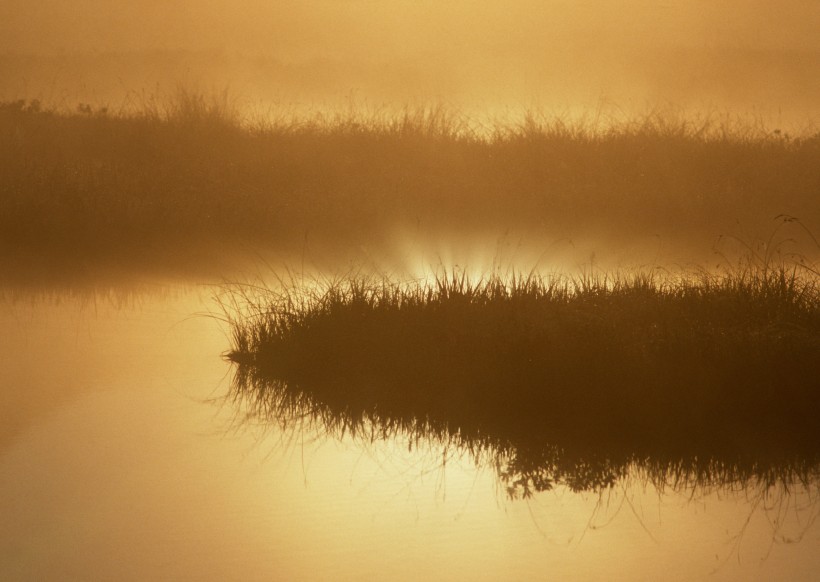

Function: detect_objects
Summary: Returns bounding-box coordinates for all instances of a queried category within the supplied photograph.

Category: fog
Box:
[2,1,819,125]
[5,1,820,56]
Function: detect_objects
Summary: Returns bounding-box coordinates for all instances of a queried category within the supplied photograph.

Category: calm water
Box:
[1,285,818,581]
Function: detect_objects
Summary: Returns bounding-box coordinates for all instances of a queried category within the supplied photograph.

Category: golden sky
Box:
[1,1,818,120]
[2,1,818,55]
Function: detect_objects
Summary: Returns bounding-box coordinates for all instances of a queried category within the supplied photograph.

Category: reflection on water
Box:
[221,264,820,578]
[224,267,820,498]
[227,354,820,497]
[224,367,820,578]
[1,285,819,580]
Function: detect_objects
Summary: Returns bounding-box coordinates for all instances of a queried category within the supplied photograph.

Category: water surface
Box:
[1,285,817,581]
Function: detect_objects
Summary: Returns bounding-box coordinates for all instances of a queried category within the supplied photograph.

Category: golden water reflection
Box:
[0,287,818,580]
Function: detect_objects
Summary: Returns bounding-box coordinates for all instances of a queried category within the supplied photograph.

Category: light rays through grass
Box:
[3,91,819,282]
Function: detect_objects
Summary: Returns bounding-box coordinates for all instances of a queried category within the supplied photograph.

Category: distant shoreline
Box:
[2,92,819,285]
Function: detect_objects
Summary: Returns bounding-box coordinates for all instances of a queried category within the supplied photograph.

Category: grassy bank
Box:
[2,93,819,281]
[224,263,820,496]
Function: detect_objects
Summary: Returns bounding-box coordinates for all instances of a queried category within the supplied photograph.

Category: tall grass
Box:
[2,91,819,280]
[222,262,820,497]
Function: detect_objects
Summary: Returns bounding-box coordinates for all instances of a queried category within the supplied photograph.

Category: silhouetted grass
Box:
[223,263,820,497]
[2,92,819,280]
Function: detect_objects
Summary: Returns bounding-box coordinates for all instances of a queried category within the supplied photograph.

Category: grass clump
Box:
[223,263,820,496]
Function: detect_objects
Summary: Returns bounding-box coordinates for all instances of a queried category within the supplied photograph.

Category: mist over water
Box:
[2,1,819,129]
[2,3,820,580]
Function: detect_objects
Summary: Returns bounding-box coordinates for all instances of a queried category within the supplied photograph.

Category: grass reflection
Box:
[223,263,820,498]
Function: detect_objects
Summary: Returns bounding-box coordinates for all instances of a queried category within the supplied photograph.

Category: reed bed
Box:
[2,92,819,279]
[223,263,820,496]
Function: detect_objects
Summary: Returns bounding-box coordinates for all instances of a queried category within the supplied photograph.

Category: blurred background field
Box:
[2,91,818,286]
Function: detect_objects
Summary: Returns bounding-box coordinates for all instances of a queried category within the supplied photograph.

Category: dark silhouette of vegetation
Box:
[2,92,819,281]
[223,263,820,498]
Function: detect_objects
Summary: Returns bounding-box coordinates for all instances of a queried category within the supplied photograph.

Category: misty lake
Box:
[3,0,820,578]
[1,282,817,581]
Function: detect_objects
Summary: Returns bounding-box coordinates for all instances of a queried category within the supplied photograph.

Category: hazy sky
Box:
[2,1,818,121]
[3,1,819,55]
